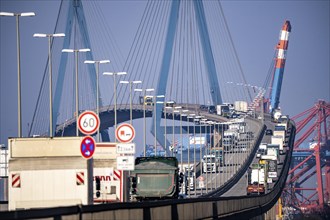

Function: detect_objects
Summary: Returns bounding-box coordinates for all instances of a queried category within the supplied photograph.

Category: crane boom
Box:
[269,20,292,113]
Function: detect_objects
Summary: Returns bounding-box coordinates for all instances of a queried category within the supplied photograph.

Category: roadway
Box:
[221,116,290,197]
[180,116,264,197]
[0,116,297,219]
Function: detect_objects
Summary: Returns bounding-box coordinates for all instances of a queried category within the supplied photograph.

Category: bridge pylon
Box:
[49,0,109,140]
[152,0,223,155]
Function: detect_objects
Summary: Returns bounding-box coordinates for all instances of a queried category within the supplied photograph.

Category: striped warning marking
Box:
[76,172,85,185]
[12,173,21,188]
[113,170,121,181]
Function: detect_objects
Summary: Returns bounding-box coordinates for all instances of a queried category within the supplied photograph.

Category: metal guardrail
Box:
[54,103,228,135]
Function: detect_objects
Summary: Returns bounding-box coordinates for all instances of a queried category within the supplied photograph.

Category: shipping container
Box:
[93,168,122,203]
[217,105,230,117]
[234,101,248,113]
[261,144,280,162]
[271,136,284,154]
[267,160,278,178]
[130,157,180,201]
[93,143,123,203]
[8,137,92,210]
[247,163,266,195]
[202,154,220,173]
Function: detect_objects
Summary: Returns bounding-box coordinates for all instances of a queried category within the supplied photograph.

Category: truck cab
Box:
[247,163,266,195]
[202,155,220,173]
[184,169,195,191]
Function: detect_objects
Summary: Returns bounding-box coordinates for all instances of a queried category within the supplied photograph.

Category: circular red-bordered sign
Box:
[115,123,135,143]
[80,136,95,159]
[78,111,100,135]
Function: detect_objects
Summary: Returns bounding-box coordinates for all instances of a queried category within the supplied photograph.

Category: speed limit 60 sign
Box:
[78,111,100,135]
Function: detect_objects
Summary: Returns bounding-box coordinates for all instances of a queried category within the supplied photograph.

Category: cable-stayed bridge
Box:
[1,0,296,219]
[28,0,254,142]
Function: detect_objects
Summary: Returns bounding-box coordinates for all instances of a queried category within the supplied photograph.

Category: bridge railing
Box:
[202,116,266,197]
[1,118,297,220]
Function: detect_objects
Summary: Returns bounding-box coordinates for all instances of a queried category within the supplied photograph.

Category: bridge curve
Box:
[55,103,229,137]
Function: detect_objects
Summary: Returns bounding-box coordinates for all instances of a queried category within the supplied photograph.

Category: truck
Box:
[129,157,181,201]
[234,101,248,113]
[217,104,230,117]
[184,168,195,191]
[208,105,216,114]
[272,109,282,122]
[202,154,220,173]
[274,124,286,139]
[139,95,153,105]
[222,129,239,151]
[247,163,266,195]
[228,120,246,133]
[278,115,289,123]
[271,135,284,154]
[256,143,267,158]
[8,137,91,210]
[178,135,207,152]
[223,129,240,140]
[259,159,277,184]
[93,142,124,203]
[267,159,278,179]
[261,144,279,162]
[278,122,288,131]
[93,168,122,203]
[210,147,224,166]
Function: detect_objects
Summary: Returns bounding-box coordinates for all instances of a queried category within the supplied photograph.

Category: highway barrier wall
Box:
[0,120,295,220]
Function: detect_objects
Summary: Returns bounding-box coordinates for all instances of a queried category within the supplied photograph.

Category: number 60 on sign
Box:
[78,111,100,135]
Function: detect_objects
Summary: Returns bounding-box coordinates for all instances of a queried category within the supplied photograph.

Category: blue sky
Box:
[0,0,329,145]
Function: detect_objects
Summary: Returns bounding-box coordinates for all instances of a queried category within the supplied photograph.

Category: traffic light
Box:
[95,176,101,198]
[130,176,137,194]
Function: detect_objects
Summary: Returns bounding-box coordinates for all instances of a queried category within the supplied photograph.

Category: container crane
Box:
[269,20,292,114]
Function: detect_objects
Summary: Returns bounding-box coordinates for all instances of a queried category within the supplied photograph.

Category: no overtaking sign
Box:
[115,123,135,143]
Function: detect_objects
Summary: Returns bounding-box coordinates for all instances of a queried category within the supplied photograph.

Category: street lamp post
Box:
[213,121,217,190]
[174,107,182,171]
[84,59,110,142]
[164,102,174,157]
[103,72,127,139]
[187,114,195,196]
[120,80,142,125]
[198,116,205,176]
[172,108,175,156]
[153,95,165,155]
[134,88,154,156]
[1,11,35,137]
[62,48,91,136]
[174,107,188,173]
[221,122,224,186]
[200,119,207,194]
[207,120,213,192]
[193,116,199,196]
[34,33,65,137]
[215,122,221,189]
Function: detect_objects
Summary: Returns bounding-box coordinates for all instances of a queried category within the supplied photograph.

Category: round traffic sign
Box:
[78,111,100,135]
[115,123,135,143]
[80,136,95,159]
